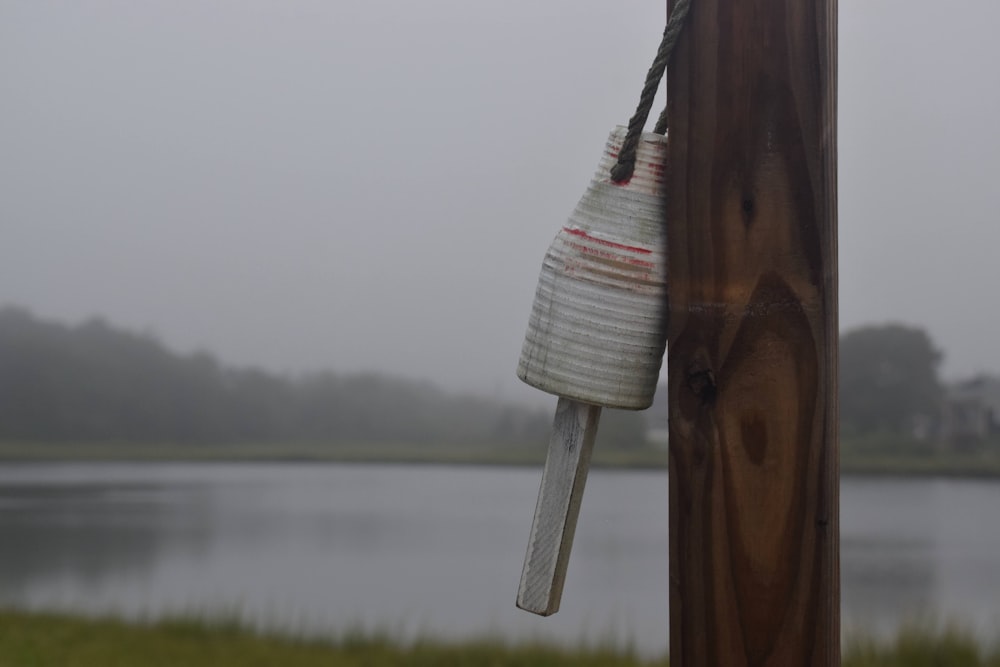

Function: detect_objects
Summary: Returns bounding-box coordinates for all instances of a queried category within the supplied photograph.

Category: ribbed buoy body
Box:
[517,127,668,410]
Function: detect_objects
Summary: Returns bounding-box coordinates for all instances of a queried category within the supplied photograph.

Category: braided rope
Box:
[610,0,691,183]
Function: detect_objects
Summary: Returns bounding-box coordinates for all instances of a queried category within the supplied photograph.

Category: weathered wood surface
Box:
[517,398,601,616]
[665,0,839,664]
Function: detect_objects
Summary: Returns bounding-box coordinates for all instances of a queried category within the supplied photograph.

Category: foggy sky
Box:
[3,1,999,402]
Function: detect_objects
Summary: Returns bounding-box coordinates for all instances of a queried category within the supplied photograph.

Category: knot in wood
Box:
[685,365,717,406]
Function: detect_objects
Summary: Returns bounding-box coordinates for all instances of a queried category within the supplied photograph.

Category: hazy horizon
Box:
[4,1,999,401]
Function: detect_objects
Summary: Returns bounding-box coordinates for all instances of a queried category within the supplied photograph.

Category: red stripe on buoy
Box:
[565,242,656,269]
[563,227,653,255]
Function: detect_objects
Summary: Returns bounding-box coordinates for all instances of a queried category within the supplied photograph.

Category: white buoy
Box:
[516,126,668,616]
[517,126,668,410]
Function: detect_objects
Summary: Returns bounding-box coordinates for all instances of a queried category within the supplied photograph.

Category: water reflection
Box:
[0,481,210,596]
[0,464,997,654]
[842,535,936,630]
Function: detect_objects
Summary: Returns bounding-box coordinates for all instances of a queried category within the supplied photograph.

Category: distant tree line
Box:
[0,307,554,446]
[0,307,649,449]
[7,305,974,452]
[839,323,943,439]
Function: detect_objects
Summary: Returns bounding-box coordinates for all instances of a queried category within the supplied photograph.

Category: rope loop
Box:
[610,0,692,184]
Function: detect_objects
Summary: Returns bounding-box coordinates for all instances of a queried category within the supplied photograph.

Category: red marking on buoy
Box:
[565,241,656,270]
[563,227,653,255]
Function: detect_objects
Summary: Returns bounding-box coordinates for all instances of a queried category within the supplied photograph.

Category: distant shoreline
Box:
[1,441,999,479]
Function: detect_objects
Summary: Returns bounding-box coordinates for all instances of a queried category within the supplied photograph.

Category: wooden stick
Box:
[665,0,839,663]
[516,397,601,616]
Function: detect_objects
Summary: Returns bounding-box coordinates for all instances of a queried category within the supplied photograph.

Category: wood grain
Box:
[517,398,601,616]
[665,0,838,664]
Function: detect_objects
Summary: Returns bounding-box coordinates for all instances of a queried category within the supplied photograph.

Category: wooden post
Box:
[665,0,839,664]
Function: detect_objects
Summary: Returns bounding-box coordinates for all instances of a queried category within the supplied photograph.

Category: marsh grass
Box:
[844,622,1000,667]
[0,609,665,667]
[3,439,1000,477]
[3,610,1000,666]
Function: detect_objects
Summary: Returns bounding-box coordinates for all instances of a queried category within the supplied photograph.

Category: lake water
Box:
[0,463,998,655]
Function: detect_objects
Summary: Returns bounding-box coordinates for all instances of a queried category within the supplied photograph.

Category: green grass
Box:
[844,623,1000,667]
[0,610,661,667]
[2,437,1000,478]
[1,610,999,666]
[840,453,1000,478]
[0,440,670,470]
[0,441,544,465]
